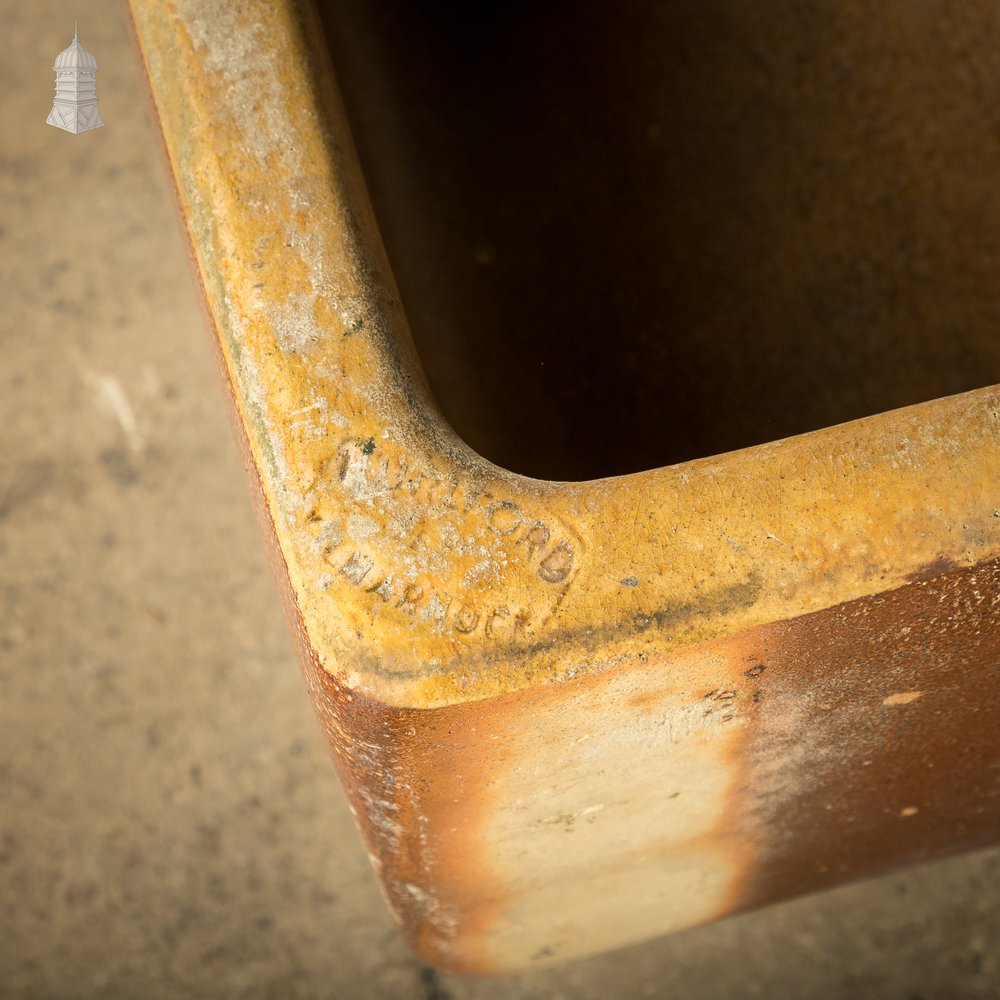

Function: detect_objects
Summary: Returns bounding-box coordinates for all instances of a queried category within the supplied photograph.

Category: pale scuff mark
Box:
[77,358,145,455]
[347,513,379,541]
[288,396,329,441]
[883,691,923,706]
[270,290,321,354]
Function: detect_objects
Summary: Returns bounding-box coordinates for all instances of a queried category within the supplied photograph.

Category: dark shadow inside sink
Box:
[316,1,1000,480]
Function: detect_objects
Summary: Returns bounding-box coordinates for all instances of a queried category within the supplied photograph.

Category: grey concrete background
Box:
[2,2,998,997]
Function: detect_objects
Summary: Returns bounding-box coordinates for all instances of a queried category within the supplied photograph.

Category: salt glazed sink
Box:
[130,1,1000,973]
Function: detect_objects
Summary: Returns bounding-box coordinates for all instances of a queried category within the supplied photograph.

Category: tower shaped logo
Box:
[46,22,105,134]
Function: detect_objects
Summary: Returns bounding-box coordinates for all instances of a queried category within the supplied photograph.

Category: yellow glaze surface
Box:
[130,1,1000,708]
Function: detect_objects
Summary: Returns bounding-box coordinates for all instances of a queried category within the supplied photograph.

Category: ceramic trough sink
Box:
[129,0,1000,973]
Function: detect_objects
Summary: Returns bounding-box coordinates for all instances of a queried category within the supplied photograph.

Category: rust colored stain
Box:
[306,669,507,973]
[724,557,1000,914]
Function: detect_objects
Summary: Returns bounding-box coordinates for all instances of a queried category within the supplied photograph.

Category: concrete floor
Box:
[2,2,999,997]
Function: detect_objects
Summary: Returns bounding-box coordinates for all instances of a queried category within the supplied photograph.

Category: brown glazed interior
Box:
[318,0,1000,480]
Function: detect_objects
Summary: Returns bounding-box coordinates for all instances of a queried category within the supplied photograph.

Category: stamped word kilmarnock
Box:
[304,435,582,643]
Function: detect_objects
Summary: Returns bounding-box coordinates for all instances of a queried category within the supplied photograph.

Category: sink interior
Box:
[317,1,1000,480]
